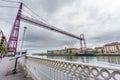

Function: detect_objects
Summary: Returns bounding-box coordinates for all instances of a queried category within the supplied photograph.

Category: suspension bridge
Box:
[6,2,86,55]
[0,1,120,80]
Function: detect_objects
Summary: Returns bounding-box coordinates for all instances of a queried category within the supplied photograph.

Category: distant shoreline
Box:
[33,53,120,56]
[75,54,120,56]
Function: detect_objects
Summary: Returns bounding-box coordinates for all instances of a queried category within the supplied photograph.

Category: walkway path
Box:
[0,57,30,80]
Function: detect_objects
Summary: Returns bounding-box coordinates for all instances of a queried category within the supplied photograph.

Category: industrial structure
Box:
[7,3,23,54]
[7,2,87,55]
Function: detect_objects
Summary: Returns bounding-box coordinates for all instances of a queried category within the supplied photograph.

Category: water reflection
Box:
[46,56,120,66]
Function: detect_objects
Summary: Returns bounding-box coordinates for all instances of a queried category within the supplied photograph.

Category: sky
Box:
[0,0,120,53]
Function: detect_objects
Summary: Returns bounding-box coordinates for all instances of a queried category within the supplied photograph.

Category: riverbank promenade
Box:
[0,57,31,80]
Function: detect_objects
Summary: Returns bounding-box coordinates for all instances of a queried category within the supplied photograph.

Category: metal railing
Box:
[20,55,120,80]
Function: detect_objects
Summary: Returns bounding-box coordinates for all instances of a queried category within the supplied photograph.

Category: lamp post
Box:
[20,26,27,55]
[16,39,21,56]
[12,27,27,74]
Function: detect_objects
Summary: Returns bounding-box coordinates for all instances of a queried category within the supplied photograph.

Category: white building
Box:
[104,42,120,53]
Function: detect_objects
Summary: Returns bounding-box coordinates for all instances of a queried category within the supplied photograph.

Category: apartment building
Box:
[47,47,93,54]
[47,50,64,54]
[104,42,120,53]
[95,47,104,53]
[64,48,80,54]
[47,48,80,54]
[0,29,7,56]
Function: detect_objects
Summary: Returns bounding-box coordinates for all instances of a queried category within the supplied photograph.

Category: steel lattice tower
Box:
[80,34,87,53]
[7,3,23,55]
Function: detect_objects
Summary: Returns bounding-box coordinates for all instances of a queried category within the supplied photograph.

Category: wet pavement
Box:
[0,57,30,80]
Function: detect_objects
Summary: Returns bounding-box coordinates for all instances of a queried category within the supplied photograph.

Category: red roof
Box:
[95,47,104,49]
[104,42,120,46]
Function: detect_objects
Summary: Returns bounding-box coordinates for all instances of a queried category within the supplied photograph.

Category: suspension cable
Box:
[22,9,37,19]
[23,4,48,23]
[0,0,20,3]
[0,5,18,8]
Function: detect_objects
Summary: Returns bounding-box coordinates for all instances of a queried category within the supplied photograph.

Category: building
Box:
[104,42,120,53]
[0,35,7,46]
[47,47,93,54]
[47,50,62,54]
[47,50,53,54]
[47,48,80,54]
[52,50,61,54]
[0,29,7,56]
[95,47,104,53]
[59,49,65,54]
[64,48,80,54]
[85,48,93,53]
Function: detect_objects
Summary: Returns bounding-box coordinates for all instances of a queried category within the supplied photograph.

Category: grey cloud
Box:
[23,26,78,49]
[0,1,20,35]
[24,0,74,14]
[90,29,120,43]
[1,0,120,51]
[39,0,73,13]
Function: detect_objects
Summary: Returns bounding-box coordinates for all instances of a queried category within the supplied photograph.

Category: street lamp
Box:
[20,27,27,55]
[12,27,27,74]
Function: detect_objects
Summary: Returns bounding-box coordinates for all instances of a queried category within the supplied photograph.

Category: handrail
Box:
[20,55,120,80]
[27,55,120,71]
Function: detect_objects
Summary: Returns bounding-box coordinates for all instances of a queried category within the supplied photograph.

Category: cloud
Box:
[23,25,78,50]
[36,0,74,14]
[91,29,120,42]
[1,0,120,52]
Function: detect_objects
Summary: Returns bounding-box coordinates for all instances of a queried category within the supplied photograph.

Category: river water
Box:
[39,55,120,67]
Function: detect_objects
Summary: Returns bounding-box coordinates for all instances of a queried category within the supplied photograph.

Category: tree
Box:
[0,46,7,55]
[91,49,98,54]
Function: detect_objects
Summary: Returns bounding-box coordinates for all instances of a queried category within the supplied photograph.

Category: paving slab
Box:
[0,57,29,80]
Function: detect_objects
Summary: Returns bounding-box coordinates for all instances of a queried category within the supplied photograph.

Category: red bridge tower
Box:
[7,3,23,54]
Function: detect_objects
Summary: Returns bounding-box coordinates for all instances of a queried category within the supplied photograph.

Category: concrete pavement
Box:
[0,57,32,80]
